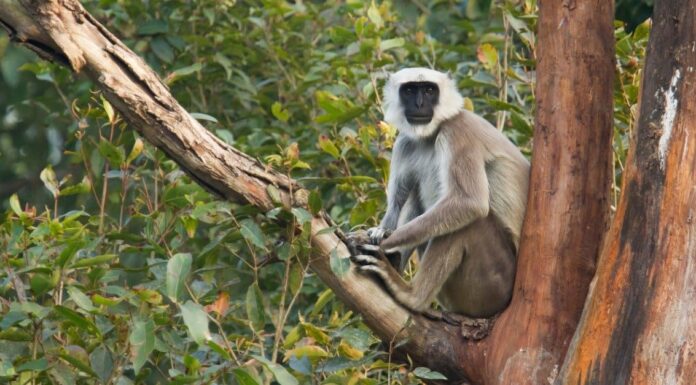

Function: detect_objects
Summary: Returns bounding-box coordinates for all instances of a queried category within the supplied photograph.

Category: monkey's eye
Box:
[404,87,414,95]
[425,86,435,95]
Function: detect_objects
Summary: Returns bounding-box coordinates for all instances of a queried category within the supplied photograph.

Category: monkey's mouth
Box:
[406,115,433,125]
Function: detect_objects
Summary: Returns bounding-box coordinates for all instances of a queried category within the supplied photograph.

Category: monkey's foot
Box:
[350,254,389,274]
[459,316,494,340]
[347,236,401,264]
[421,309,494,340]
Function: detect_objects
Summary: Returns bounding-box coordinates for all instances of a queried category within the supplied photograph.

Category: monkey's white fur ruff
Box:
[383,68,464,139]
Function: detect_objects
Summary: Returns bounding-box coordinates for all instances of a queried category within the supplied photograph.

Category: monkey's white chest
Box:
[410,147,446,209]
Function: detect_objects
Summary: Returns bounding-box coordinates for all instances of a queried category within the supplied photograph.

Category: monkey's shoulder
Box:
[441,110,528,163]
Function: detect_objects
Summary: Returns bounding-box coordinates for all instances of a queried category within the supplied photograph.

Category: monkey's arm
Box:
[381,152,489,251]
[368,140,413,243]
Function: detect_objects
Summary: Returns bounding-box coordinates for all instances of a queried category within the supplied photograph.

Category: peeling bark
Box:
[557,2,696,384]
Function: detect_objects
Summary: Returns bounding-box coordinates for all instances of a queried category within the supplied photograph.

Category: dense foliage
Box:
[0,1,648,384]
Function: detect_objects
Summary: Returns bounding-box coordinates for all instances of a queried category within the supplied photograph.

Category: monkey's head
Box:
[383,68,463,139]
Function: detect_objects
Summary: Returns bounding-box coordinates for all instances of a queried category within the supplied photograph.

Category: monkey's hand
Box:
[344,229,370,256]
[366,227,392,245]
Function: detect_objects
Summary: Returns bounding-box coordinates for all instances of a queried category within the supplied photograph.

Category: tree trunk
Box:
[478,1,616,383]
[557,1,696,383]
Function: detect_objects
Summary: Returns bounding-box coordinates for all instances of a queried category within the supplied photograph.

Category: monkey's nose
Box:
[415,92,424,108]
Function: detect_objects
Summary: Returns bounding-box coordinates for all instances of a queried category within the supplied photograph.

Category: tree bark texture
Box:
[0,1,621,384]
[475,1,616,384]
[557,1,696,384]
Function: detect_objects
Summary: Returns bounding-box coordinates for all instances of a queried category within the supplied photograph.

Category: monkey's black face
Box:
[399,81,440,125]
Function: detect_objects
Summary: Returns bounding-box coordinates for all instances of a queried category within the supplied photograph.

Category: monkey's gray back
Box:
[450,110,529,249]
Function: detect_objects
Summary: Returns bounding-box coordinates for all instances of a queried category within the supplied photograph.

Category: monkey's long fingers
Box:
[356,243,382,255]
[350,254,382,266]
[367,227,393,245]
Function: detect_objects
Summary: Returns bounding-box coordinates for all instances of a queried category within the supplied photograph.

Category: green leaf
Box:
[271,101,290,122]
[59,177,91,196]
[59,346,98,378]
[0,311,27,329]
[283,325,302,349]
[167,63,203,84]
[329,248,350,278]
[266,184,282,205]
[9,193,21,216]
[232,368,261,385]
[413,367,448,380]
[16,358,48,372]
[166,253,192,303]
[310,289,334,317]
[30,273,54,297]
[367,1,384,29]
[214,53,233,80]
[190,112,218,123]
[240,219,266,250]
[349,199,377,226]
[180,301,211,344]
[252,355,298,385]
[150,36,174,63]
[40,165,59,198]
[0,361,16,377]
[57,240,83,268]
[129,319,155,375]
[98,140,125,168]
[207,340,232,360]
[291,207,313,226]
[54,306,100,336]
[92,294,121,307]
[466,0,492,19]
[0,328,31,341]
[318,135,340,158]
[90,346,113,383]
[101,95,115,124]
[301,323,330,345]
[126,138,144,164]
[284,345,329,361]
[477,43,499,70]
[380,37,405,51]
[308,190,322,215]
[315,106,364,124]
[137,19,168,35]
[66,286,96,312]
[71,254,117,268]
[246,283,265,330]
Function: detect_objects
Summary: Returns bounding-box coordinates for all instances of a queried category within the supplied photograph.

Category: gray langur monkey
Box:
[351,68,530,318]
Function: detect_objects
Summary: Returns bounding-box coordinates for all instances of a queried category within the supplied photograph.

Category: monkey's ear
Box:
[445,70,453,79]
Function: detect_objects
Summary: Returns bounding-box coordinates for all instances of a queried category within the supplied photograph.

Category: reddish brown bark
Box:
[557,1,696,384]
[472,1,616,383]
